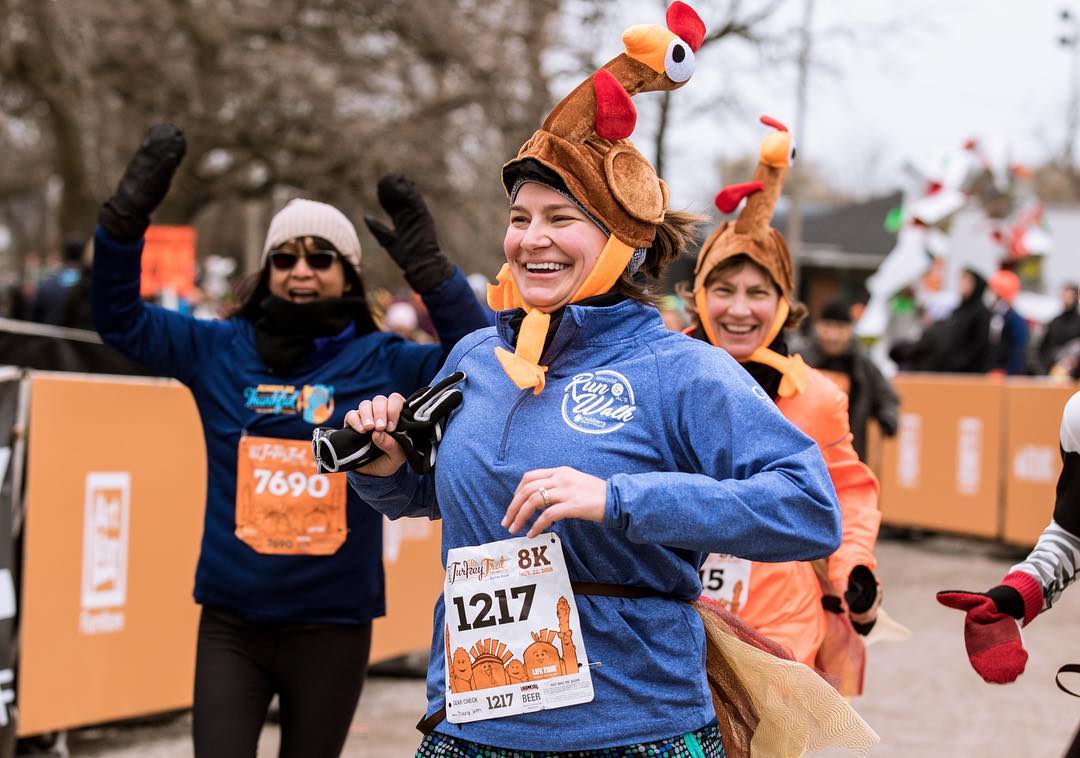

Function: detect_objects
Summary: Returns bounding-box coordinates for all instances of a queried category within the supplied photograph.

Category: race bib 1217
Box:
[442,534,594,723]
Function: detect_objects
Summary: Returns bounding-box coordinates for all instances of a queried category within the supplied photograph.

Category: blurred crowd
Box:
[1,235,500,347]
[7,235,1079,390]
[884,271,1080,380]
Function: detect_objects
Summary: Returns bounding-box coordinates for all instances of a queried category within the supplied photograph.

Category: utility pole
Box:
[787,0,814,286]
[1059,8,1080,167]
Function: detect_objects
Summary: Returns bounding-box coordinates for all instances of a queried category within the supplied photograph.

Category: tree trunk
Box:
[653,90,672,180]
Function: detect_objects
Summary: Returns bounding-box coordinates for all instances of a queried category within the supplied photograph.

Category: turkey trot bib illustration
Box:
[442,533,594,723]
[234,436,347,555]
[699,553,751,614]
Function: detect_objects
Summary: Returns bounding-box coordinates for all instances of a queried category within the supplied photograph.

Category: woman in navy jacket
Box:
[91,125,489,757]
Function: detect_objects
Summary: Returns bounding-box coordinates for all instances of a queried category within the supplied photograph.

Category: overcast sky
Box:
[601,0,1080,210]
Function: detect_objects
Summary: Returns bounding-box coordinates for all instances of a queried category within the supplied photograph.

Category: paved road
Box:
[60,535,1080,757]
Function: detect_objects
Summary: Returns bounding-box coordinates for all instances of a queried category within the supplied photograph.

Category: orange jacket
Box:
[726,367,881,664]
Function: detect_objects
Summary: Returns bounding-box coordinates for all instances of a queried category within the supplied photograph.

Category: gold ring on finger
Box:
[538,486,552,509]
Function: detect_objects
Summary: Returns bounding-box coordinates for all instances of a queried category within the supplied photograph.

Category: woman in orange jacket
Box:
[683,116,882,694]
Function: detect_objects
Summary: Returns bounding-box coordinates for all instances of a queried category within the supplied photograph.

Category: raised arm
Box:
[364,174,491,367]
[92,125,222,384]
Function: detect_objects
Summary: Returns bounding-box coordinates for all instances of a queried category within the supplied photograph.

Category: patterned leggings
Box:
[416,725,725,757]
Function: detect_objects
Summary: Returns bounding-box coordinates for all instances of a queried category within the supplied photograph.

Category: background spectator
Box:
[29,234,92,328]
[988,269,1029,376]
[1037,282,1080,374]
[802,299,900,461]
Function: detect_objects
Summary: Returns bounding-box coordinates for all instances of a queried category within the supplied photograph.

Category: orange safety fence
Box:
[875,374,1078,545]
[17,372,440,735]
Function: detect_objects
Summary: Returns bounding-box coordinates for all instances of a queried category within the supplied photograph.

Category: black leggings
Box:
[192,606,373,758]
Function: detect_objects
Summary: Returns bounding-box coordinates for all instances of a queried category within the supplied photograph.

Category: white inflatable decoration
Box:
[857,139,1054,355]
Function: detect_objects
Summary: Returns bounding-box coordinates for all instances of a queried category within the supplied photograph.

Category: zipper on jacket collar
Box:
[495,318,582,464]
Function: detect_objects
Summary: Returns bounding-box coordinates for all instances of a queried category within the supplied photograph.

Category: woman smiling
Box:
[91,125,489,757]
[344,5,847,755]
[685,116,883,694]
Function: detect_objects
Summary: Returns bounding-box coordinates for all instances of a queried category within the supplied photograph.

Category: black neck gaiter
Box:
[252,295,375,373]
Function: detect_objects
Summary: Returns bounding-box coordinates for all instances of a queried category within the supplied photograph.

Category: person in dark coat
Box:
[987,269,1029,376]
[1037,283,1080,374]
[802,300,900,461]
[29,234,90,327]
[93,124,491,758]
[924,268,992,373]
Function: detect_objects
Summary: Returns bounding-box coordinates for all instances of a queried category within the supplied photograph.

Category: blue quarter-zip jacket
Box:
[348,298,842,750]
[92,226,490,624]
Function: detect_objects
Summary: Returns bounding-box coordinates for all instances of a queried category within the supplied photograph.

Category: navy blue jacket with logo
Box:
[91,226,490,624]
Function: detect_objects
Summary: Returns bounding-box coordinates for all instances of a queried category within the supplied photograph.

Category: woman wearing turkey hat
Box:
[345,4,845,755]
[682,115,883,695]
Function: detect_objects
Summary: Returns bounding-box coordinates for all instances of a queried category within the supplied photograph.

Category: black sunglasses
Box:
[268,248,339,271]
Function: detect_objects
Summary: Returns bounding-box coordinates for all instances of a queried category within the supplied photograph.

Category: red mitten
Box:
[936,572,1043,684]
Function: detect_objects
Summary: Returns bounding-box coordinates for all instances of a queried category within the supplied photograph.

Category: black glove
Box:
[364,174,453,293]
[844,564,882,635]
[313,371,465,475]
[98,124,187,242]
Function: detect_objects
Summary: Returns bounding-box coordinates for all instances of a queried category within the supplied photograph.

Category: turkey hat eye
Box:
[664,37,695,82]
[788,139,798,164]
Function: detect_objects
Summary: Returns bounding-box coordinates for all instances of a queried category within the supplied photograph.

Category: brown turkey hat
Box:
[488,2,707,396]
[693,116,809,398]
[502,1,706,250]
[693,115,797,300]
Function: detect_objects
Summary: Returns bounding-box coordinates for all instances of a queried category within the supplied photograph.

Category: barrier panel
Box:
[374,519,442,662]
[18,373,206,735]
[878,375,1004,538]
[875,374,1079,543]
[15,371,442,736]
[12,365,1074,735]
[1001,380,1077,545]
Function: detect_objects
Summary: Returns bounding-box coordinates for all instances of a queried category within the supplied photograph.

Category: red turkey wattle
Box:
[593,67,638,141]
[714,182,764,214]
[760,114,789,132]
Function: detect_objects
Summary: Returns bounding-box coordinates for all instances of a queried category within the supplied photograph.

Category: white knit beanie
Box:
[261,199,362,270]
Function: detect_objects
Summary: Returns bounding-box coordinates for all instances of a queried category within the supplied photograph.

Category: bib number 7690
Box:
[251,468,330,499]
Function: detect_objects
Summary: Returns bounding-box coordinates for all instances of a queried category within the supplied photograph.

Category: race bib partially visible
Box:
[699,554,751,614]
[235,436,347,555]
[443,534,594,724]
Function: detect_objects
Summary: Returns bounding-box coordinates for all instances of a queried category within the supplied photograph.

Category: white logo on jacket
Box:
[561,370,637,434]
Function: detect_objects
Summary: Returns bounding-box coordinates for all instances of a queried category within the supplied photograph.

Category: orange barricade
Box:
[19,372,206,735]
[17,372,442,735]
[374,519,443,662]
[878,375,1004,538]
[873,374,1079,543]
[1001,379,1077,545]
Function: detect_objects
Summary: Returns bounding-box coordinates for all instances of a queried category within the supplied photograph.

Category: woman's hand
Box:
[363,173,453,294]
[98,124,187,242]
[343,393,407,477]
[502,466,607,538]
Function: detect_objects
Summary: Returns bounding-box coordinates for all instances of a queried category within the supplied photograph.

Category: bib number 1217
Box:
[452,584,536,632]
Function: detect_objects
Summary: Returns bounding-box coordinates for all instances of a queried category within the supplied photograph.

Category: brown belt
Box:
[416,580,680,735]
